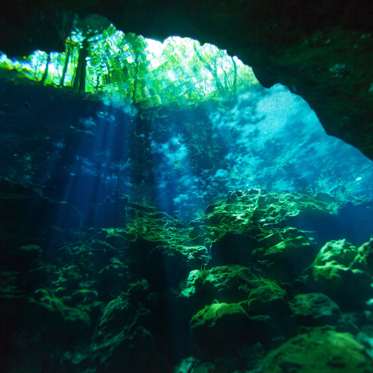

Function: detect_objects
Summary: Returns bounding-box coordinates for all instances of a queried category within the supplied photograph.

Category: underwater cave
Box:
[1,6,373,373]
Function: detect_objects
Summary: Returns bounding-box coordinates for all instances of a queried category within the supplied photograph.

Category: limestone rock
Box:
[210,232,257,265]
[244,278,288,315]
[29,288,91,344]
[354,238,373,274]
[206,191,332,272]
[289,293,341,326]
[190,278,289,356]
[253,227,316,281]
[243,278,291,343]
[126,210,209,289]
[190,302,250,356]
[91,280,166,373]
[310,240,373,308]
[180,265,255,303]
[261,328,373,373]
[313,239,358,267]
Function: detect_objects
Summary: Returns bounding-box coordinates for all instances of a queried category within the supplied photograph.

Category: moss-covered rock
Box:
[313,239,358,267]
[91,280,167,373]
[190,302,250,356]
[126,209,209,289]
[289,293,341,327]
[29,288,91,344]
[206,190,337,240]
[207,191,335,268]
[181,266,289,319]
[261,328,373,373]
[244,277,288,315]
[174,350,265,373]
[181,265,255,304]
[175,357,216,373]
[0,191,371,372]
[253,227,316,281]
[210,232,258,265]
[190,277,290,356]
[309,240,373,309]
[354,238,373,274]
[243,278,291,344]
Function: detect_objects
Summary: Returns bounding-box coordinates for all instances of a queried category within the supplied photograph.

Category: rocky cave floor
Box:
[1,187,373,373]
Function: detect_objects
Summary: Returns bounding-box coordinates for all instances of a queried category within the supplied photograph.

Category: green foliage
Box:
[0,23,258,107]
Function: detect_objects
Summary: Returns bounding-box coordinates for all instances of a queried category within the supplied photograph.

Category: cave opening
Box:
[1,15,373,373]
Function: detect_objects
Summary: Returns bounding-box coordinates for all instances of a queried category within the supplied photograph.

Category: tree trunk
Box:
[59,45,71,87]
[41,53,51,84]
[73,38,89,94]
[193,45,224,94]
[132,54,140,102]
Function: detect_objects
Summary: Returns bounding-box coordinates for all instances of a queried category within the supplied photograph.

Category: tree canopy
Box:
[0,23,258,107]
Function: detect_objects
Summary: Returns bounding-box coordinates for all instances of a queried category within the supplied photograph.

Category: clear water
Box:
[56,83,373,222]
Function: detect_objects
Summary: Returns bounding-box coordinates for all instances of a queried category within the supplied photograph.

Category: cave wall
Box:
[1,0,373,159]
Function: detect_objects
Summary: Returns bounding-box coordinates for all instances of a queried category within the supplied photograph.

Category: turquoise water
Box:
[1,79,372,232]
[46,83,373,219]
[145,84,373,218]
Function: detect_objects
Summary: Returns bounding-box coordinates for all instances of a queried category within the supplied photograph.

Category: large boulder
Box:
[289,292,341,327]
[206,191,330,270]
[190,277,290,356]
[126,210,209,290]
[180,265,255,304]
[91,280,167,373]
[253,227,316,282]
[190,302,250,357]
[309,239,373,309]
[242,277,291,343]
[261,328,373,373]
[244,278,288,315]
[181,266,290,330]
[30,289,91,337]
[210,232,258,265]
[354,238,373,274]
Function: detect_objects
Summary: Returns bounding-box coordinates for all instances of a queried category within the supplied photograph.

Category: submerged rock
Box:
[253,227,316,282]
[191,302,250,357]
[354,238,373,274]
[181,266,289,314]
[29,288,91,344]
[242,278,291,344]
[210,232,258,266]
[180,265,255,304]
[96,257,128,299]
[174,350,265,373]
[126,210,209,289]
[206,191,333,272]
[91,280,167,373]
[174,357,216,373]
[260,328,373,373]
[190,277,290,356]
[0,190,371,372]
[309,239,373,309]
[205,191,338,238]
[313,239,358,267]
[289,293,341,327]
[244,278,288,316]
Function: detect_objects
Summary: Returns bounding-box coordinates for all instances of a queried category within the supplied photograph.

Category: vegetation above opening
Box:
[0,17,258,107]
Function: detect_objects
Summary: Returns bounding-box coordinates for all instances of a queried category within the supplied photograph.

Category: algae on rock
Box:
[261,328,373,373]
